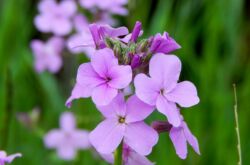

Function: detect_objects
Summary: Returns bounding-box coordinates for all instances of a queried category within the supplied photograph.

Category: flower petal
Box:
[108,65,132,89]
[166,81,200,107]
[169,127,187,159]
[92,84,118,106]
[91,48,118,77]
[72,130,91,149]
[46,55,62,73]
[57,145,76,160]
[44,130,64,148]
[4,153,22,163]
[183,122,200,155]
[89,119,125,154]
[34,15,51,33]
[38,0,56,13]
[126,95,155,123]
[156,95,181,127]
[124,122,158,155]
[59,0,77,17]
[52,18,72,36]
[134,74,161,105]
[60,112,75,131]
[149,54,181,89]
[126,151,154,165]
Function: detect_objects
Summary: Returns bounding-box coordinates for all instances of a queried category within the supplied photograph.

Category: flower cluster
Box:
[31,0,128,73]
[66,21,200,163]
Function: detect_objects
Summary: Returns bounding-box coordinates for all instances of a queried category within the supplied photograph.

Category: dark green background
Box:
[0,0,249,164]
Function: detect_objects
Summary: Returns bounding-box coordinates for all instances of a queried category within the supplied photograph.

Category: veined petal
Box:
[166,81,200,107]
[89,119,125,154]
[92,84,118,106]
[126,95,155,123]
[124,122,158,155]
[134,74,161,106]
[156,95,181,127]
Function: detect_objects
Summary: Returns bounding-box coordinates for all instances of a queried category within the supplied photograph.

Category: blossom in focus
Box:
[66,48,132,107]
[101,144,154,165]
[134,54,199,127]
[30,37,64,73]
[34,0,77,36]
[44,112,90,160]
[150,32,181,54]
[79,0,128,16]
[89,94,158,155]
[169,116,200,159]
[0,151,22,165]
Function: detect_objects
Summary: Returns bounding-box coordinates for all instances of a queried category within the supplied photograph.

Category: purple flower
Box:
[0,151,22,165]
[79,0,128,15]
[150,32,181,54]
[44,112,90,160]
[101,144,154,165]
[34,0,77,36]
[169,117,200,159]
[89,94,158,155]
[134,54,199,127]
[130,21,142,42]
[89,24,129,49]
[30,37,64,73]
[66,48,132,107]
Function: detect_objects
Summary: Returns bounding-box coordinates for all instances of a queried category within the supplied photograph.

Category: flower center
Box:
[160,88,165,95]
[118,116,126,124]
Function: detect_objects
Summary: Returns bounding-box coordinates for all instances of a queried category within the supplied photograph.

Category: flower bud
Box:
[151,121,172,133]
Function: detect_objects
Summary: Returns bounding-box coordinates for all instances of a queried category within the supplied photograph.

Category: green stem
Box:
[114,143,123,165]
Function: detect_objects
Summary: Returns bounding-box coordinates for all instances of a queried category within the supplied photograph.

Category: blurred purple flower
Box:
[30,37,64,73]
[150,32,181,54]
[44,112,90,160]
[169,116,200,159]
[134,54,199,127]
[89,94,158,155]
[66,48,132,107]
[79,0,128,15]
[0,151,22,165]
[101,144,154,165]
[34,0,77,36]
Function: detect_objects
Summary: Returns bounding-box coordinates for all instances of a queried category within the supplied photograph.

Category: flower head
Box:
[89,94,158,155]
[150,32,181,54]
[134,54,199,127]
[66,48,132,107]
[0,151,22,165]
[44,112,90,160]
[34,0,77,35]
[30,37,64,73]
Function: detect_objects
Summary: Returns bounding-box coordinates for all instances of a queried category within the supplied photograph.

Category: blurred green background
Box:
[0,0,249,164]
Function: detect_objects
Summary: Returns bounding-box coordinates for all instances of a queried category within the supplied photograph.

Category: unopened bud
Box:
[151,121,172,133]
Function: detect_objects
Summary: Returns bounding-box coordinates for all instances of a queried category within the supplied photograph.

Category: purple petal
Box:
[156,95,181,127]
[71,130,91,149]
[100,25,129,38]
[34,15,51,33]
[90,48,118,77]
[169,126,187,159]
[59,0,77,17]
[166,81,200,107]
[89,119,125,154]
[57,145,76,160]
[60,112,75,131]
[134,74,161,105]
[73,14,89,32]
[97,93,126,118]
[92,84,118,106]
[0,151,6,158]
[4,153,22,163]
[38,0,56,13]
[47,37,64,53]
[183,122,200,155]
[108,65,132,89]
[30,40,44,56]
[149,54,181,89]
[126,95,155,123]
[124,122,158,155]
[126,151,154,165]
[52,18,72,36]
[44,130,63,148]
[130,21,142,42]
[46,55,62,73]
[89,24,102,48]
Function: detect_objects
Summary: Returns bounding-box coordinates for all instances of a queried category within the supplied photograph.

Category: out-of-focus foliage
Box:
[0,0,249,164]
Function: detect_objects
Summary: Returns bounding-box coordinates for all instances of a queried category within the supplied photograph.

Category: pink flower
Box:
[89,94,158,155]
[169,117,200,159]
[150,32,181,54]
[134,54,199,127]
[44,112,90,160]
[30,37,64,73]
[34,0,77,36]
[0,151,22,165]
[79,0,128,15]
[101,144,154,165]
[66,48,132,107]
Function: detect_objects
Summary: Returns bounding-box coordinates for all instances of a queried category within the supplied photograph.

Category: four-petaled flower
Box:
[0,151,22,165]
[134,54,199,127]
[89,94,158,155]
[44,112,90,160]
[66,48,132,107]
[30,37,64,73]
[34,0,77,36]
